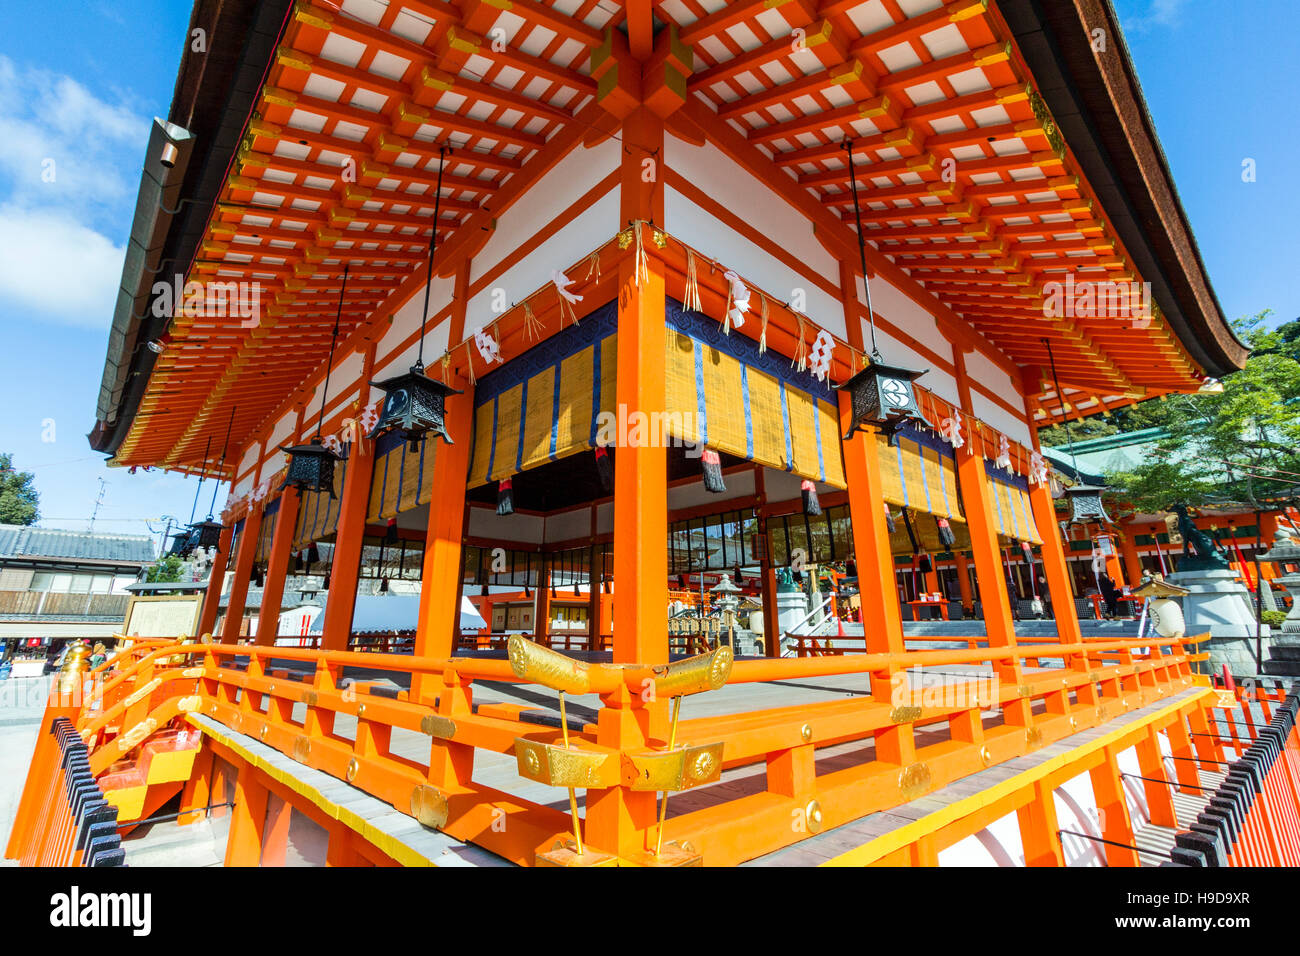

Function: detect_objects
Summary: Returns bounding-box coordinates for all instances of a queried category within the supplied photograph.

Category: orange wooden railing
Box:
[9,625,1244,866]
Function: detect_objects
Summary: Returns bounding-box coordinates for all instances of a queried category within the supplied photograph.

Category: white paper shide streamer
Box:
[808,328,835,381]
[939,409,964,449]
[722,270,750,332]
[475,328,502,365]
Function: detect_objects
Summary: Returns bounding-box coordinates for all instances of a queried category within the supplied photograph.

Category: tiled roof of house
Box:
[0,524,157,565]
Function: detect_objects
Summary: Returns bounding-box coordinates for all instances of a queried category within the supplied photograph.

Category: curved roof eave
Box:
[1000,0,1248,379]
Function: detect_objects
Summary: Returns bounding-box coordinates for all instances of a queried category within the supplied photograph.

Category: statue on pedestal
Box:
[1171,504,1230,572]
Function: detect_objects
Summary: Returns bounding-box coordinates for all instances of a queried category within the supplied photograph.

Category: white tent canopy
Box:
[277,595,487,638]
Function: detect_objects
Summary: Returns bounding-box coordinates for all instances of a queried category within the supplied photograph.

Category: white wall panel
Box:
[464,189,620,336]
[469,136,620,285]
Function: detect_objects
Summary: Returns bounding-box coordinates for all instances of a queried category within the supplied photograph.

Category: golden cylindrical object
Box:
[507,635,592,695]
[56,643,91,697]
[647,645,733,699]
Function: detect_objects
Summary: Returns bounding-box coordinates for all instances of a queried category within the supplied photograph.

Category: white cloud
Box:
[0,55,146,216]
[0,205,123,327]
[0,55,148,327]
[1120,0,1188,33]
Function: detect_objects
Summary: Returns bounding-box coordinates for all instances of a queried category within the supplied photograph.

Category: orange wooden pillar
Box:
[534,565,553,646]
[224,762,269,866]
[198,522,234,638]
[956,444,1021,683]
[321,439,375,652]
[838,398,917,768]
[1100,533,1126,593]
[1117,523,1144,589]
[1018,779,1066,866]
[177,744,215,827]
[1026,476,1083,647]
[835,258,914,766]
[255,488,299,646]
[608,106,668,670]
[221,506,263,643]
[608,252,668,666]
[585,105,668,861]
[838,411,905,662]
[1090,746,1141,866]
[412,380,474,699]
[955,552,973,614]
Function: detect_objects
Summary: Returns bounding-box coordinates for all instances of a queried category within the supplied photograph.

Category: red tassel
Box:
[701,449,725,493]
[594,445,614,492]
[385,517,398,544]
[884,503,896,534]
[497,477,514,516]
[936,517,955,548]
[801,479,821,516]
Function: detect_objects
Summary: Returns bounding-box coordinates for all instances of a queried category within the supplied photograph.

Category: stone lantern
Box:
[1261,528,1300,652]
[710,573,743,649]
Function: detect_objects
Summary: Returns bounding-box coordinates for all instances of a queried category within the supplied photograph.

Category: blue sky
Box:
[0,0,1294,546]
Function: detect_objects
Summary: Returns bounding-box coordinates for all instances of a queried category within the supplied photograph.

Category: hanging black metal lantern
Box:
[168,530,195,557]
[368,367,462,447]
[189,518,224,551]
[1063,483,1113,526]
[279,437,339,497]
[840,360,928,443]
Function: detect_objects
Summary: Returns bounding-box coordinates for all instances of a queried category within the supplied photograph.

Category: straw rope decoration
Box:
[555,284,579,328]
[683,247,702,313]
[585,250,602,284]
[792,312,809,372]
[758,292,769,354]
[633,220,649,288]
[522,299,545,342]
[722,279,734,336]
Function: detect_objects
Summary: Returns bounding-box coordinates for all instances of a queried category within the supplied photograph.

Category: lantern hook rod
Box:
[843,138,882,363]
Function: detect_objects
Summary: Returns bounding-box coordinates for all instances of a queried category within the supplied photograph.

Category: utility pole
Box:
[88,479,108,533]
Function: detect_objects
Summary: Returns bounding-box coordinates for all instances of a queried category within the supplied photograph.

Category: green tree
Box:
[0,453,40,525]
[144,554,185,584]
[1103,311,1300,513]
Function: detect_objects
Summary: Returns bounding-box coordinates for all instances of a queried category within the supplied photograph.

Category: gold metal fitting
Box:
[647,645,733,699]
[420,714,456,739]
[800,723,813,743]
[621,742,724,792]
[346,758,359,782]
[898,762,932,801]
[292,735,311,763]
[804,799,824,834]
[889,705,922,724]
[508,634,593,694]
[410,785,449,829]
[514,739,619,789]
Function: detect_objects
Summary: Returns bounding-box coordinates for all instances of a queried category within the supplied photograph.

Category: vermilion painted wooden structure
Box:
[13,0,1288,867]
